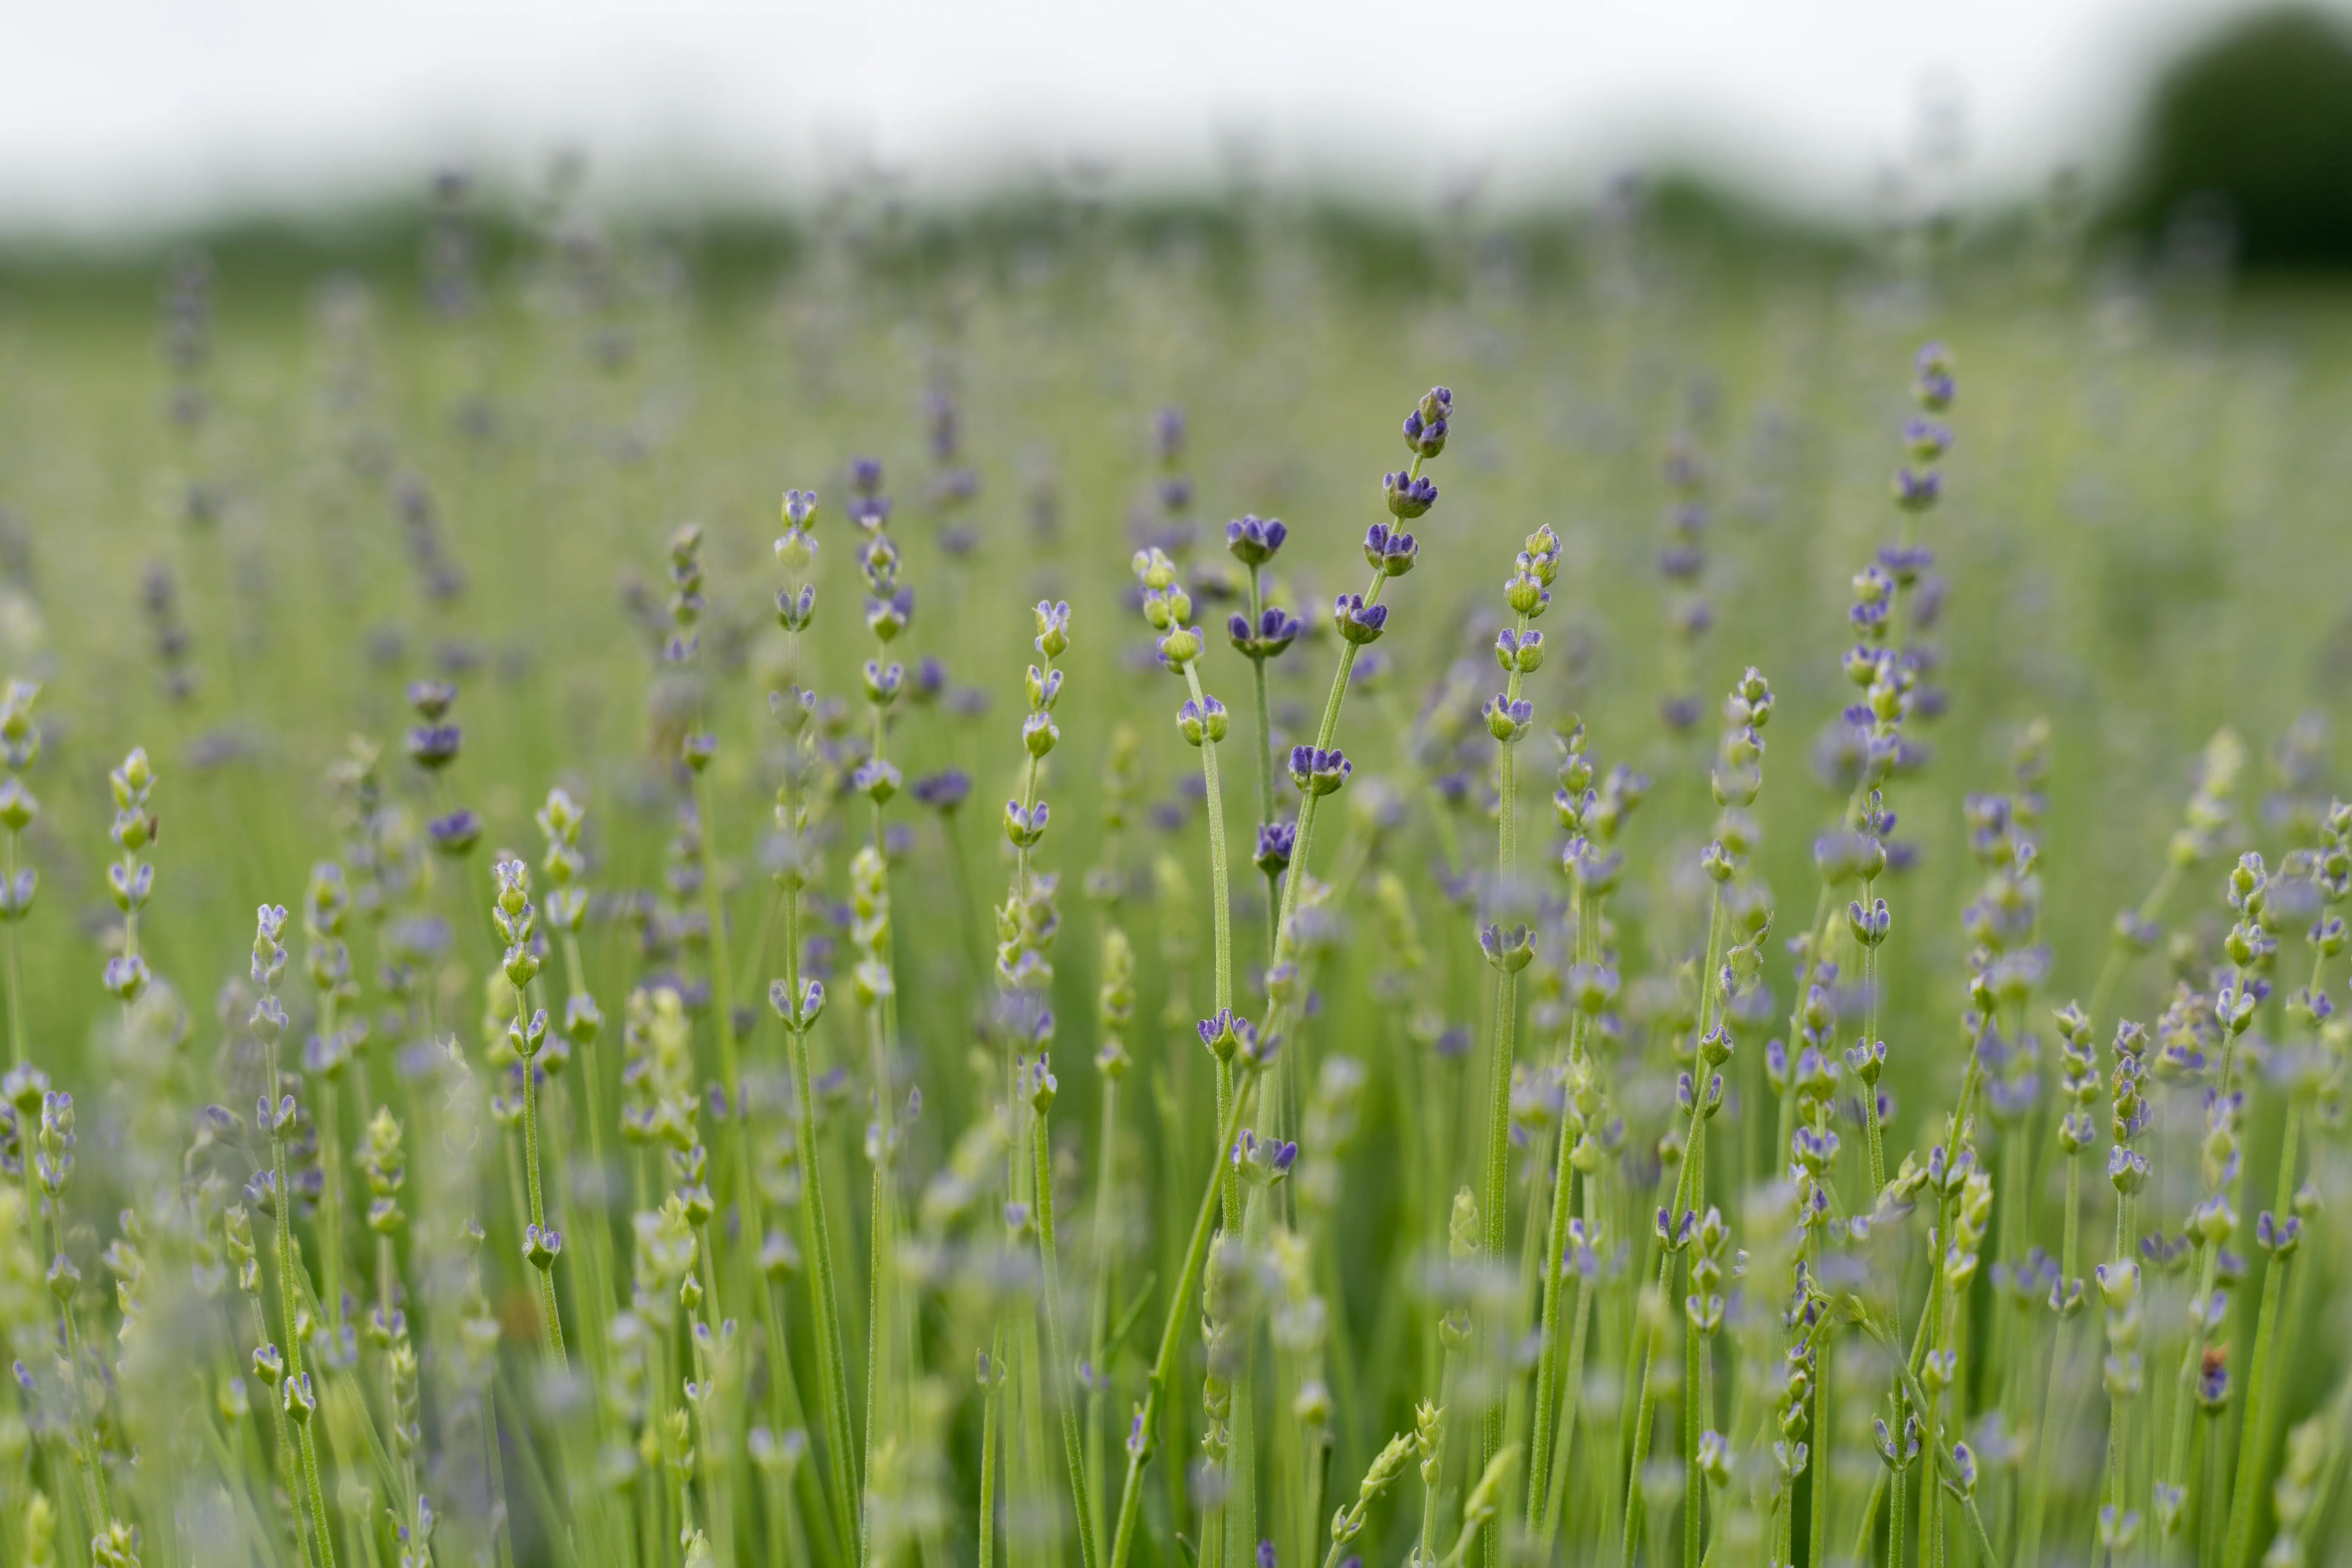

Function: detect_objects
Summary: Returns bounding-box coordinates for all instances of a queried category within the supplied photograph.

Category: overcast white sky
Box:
[0,0,2323,236]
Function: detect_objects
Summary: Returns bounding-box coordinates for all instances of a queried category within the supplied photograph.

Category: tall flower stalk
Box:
[1473,517,1557,1566]
[770,485,862,1558]
[249,902,340,1568]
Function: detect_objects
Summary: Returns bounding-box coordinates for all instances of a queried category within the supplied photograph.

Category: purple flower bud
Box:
[1484,694,1534,743]
[865,586,914,642]
[1176,696,1229,747]
[1228,603,1305,660]
[427,809,481,856]
[1333,593,1389,645]
[406,679,457,720]
[1197,1009,1237,1059]
[1381,472,1438,521]
[1253,822,1296,874]
[405,724,461,771]
[1034,600,1073,657]
[1004,798,1050,847]
[1902,419,1952,462]
[1225,514,1288,566]
[1363,521,1420,574]
[1288,746,1351,797]
[1403,403,1449,459]
[912,769,971,812]
[1913,342,1956,410]
[1891,468,1942,513]
[853,759,901,804]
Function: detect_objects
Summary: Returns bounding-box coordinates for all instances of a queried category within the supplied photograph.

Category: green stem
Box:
[2101,1188,2138,1542]
[784,1001,860,1553]
[775,624,862,1559]
[557,931,617,1365]
[1106,1075,1262,1568]
[1526,888,1591,1548]
[1893,1440,1910,1568]
[1623,1109,1703,1565]
[1477,609,1531,1567]
[2015,1157,2084,1568]
[3,827,22,1069]
[516,995,567,1367]
[2220,1100,2302,1568]
[980,1315,1008,1568]
[1035,1099,1101,1568]
[263,1019,339,1568]
[1181,662,1238,1237]
[1086,1073,1122,1560]
[1685,1257,1707,1568]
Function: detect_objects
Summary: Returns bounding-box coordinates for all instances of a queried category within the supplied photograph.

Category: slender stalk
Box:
[2,823,22,1070]
[1179,660,1239,1239]
[980,1316,1008,1568]
[1536,1223,1597,1548]
[255,929,340,1568]
[1892,1428,1910,1568]
[2100,1186,2138,1550]
[783,916,860,1556]
[1476,600,1533,1567]
[1106,1074,1262,1568]
[1525,885,1589,1545]
[1034,1091,1100,1568]
[1623,1104,1704,1565]
[2220,1099,2303,1568]
[1686,895,1726,1568]
[1685,1224,1708,1568]
[513,981,567,1366]
[1085,1070,1122,1559]
[2016,1154,2084,1568]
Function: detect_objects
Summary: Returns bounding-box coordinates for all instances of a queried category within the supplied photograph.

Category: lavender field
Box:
[0,190,2348,1568]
